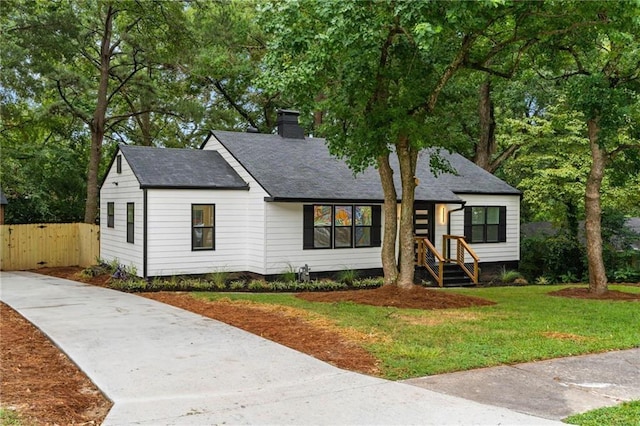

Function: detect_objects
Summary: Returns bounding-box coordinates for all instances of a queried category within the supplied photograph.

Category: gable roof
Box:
[208,130,520,203]
[119,145,248,190]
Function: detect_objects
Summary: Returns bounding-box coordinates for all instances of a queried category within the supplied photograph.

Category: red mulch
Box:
[297,284,496,309]
[0,302,112,425]
[548,287,640,301]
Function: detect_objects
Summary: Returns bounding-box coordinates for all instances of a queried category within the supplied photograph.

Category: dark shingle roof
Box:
[210,131,519,202]
[120,145,248,190]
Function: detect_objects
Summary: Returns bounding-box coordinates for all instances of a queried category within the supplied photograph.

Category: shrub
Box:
[352,277,384,289]
[206,270,229,288]
[499,267,523,284]
[535,276,551,285]
[279,264,298,282]
[336,269,359,285]
[229,280,246,291]
[248,279,271,291]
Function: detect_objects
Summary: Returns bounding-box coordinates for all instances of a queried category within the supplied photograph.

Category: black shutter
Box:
[303,205,314,249]
[498,206,507,242]
[464,207,472,241]
[371,205,382,247]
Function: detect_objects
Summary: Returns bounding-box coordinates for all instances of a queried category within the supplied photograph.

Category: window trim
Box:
[126,202,134,244]
[107,202,114,228]
[191,204,215,251]
[464,206,506,244]
[303,204,381,250]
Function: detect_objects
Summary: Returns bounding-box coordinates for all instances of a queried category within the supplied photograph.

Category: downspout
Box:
[143,189,148,279]
[446,201,467,259]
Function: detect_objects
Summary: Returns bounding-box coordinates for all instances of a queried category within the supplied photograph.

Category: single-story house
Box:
[100,110,521,281]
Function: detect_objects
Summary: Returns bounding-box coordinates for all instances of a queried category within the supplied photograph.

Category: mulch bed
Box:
[297,284,496,309]
[548,287,640,301]
[0,302,112,425]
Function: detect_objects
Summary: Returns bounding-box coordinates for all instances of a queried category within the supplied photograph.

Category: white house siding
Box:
[264,203,384,275]
[201,135,269,274]
[448,194,520,263]
[100,154,144,275]
[145,189,254,276]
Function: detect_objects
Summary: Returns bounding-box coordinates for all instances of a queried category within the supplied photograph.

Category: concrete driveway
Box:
[1,271,626,425]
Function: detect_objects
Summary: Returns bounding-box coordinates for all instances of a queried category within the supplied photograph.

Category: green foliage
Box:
[351,277,384,289]
[498,267,523,284]
[520,233,586,284]
[278,264,297,283]
[564,400,640,426]
[206,270,230,289]
[336,269,359,286]
[612,267,640,283]
[535,276,551,286]
[0,409,22,426]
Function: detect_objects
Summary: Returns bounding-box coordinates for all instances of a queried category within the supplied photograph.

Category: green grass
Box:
[192,284,640,380]
[0,408,23,425]
[564,400,640,425]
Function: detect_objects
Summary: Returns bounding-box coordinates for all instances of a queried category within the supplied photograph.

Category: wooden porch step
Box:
[415,263,475,287]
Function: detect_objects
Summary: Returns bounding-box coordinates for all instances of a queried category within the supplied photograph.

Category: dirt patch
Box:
[548,287,640,301]
[542,331,592,343]
[296,284,496,309]
[0,302,112,425]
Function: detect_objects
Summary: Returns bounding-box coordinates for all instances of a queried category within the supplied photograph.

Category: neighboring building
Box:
[100,110,521,281]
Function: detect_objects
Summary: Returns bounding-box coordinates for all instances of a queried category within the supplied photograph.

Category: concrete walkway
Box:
[1,271,630,425]
[404,349,640,421]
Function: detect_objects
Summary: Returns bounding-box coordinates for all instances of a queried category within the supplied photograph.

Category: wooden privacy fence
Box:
[1,223,99,271]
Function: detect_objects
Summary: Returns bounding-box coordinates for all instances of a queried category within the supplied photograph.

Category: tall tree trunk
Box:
[474,77,496,171]
[585,117,608,294]
[396,135,418,288]
[377,154,398,285]
[84,4,115,223]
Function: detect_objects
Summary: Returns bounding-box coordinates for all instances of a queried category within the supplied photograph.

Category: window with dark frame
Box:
[464,206,506,243]
[107,202,114,228]
[116,155,122,173]
[192,204,215,250]
[126,202,134,243]
[304,205,380,249]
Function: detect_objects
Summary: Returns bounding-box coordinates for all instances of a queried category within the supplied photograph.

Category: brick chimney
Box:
[276,109,305,139]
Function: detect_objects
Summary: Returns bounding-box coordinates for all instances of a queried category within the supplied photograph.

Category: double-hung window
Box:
[126,202,134,243]
[107,202,114,228]
[304,205,380,249]
[464,206,506,243]
[192,204,215,250]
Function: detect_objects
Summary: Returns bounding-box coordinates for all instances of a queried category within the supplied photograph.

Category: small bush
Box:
[612,266,640,283]
[229,280,246,291]
[248,279,270,291]
[279,264,298,282]
[535,276,551,285]
[109,278,147,292]
[352,277,384,289]
[499,267,523,284]
[336,269,359,285]
[206,270,229,288]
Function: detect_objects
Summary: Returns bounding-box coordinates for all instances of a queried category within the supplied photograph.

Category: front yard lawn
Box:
[194,284,640,380]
